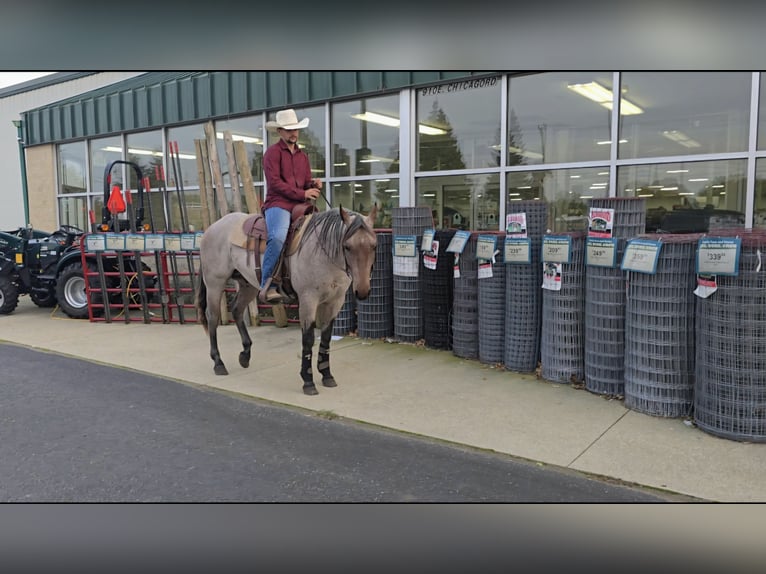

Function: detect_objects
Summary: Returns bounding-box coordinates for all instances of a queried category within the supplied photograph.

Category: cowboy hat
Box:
[265,108,310,130]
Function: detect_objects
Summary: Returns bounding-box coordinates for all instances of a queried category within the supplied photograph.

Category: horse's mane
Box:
[299,208,366,259]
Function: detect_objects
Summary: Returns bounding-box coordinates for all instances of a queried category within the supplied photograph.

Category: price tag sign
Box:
[696,237,741,276]
[85,234,106,252]
[125,234,145,251]
[446,230,471,253]
[420,229,435,252]
[586,237,618,267]
[541,235,572,264]
[476,235,498,261]
[393,235,417,257]
[105,233,125,251]
[144,234,165,251]
[504,237,531,264]
[621,239,662,274]
[164,234,182,252]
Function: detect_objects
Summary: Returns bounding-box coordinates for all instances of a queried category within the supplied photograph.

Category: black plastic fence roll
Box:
[624,234,700,417]
[540,232,586,384]
[584,197,646,395]
[357,230,394,339]
[452,233,479,359]
[332,286,357,336]
[392,207,433,342]
[478,232,506,364]
[422,229,456,350]
[694,229,766,442]
[504,200,547,373]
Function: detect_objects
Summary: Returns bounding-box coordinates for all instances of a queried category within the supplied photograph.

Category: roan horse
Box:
[196,205,378,395]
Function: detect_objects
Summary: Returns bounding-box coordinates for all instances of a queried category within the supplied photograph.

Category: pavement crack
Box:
[566,409,629,468]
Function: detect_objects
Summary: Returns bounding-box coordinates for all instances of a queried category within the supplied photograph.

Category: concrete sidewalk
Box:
[2,297,764,502]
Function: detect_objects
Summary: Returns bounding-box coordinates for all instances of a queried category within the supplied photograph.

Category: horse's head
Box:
[340,204,378,300]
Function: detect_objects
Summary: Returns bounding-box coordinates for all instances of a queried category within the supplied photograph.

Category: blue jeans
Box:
[260,206,291,289]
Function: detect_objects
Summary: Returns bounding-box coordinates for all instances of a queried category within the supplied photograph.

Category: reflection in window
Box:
[417,78,500,171]
[331,96,399,178]
[417,174,499,231]
[508,167,610,233]
[619,72,751,159]
[267,105,327,180]
[58,196,88,231]
[216,115,265,211]
[508,72,612,165]
[617,160,746,233]
[58,142,87,195]
[167,124,206,231]
[755,159,766,228]
[331,178,397,228]
[89,136,123,224]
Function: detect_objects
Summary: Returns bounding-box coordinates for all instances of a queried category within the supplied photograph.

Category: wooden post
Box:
[223,131,243,212]
[233,139,261,215]
[194,139,211,230]
[196,138,217,225]
[203,121,229,217]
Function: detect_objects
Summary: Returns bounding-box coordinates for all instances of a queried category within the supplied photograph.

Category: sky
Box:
[0,72,55,89]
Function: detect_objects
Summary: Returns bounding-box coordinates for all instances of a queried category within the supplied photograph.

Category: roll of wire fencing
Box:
[478,232,506,365]
[504,200,547,373]
[332,285,357,337]
[540,232,586,384]
[422,229,456,350]
[357,230,394,340]
[624,233,700,417]
[584,197,646,396]
[392,207,434,342]
[452,233,480,360]
[694,228,766,442]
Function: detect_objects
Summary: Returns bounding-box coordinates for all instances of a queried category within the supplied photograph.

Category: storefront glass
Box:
[215,115,265,210]
[331,178,397,228]
[416,173,500,230]
[752,159,766,228]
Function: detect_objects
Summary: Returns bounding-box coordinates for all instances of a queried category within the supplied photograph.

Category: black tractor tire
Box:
[56,261,101,319]
[30,289,57,308]
[0,276,19,315]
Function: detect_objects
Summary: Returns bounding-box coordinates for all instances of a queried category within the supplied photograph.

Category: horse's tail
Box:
[196,261,209,333]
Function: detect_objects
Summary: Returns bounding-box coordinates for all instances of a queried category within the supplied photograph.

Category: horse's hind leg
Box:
[300,324,318,395]
[205,282,228,376]
[232,278,257,369]
[318,320,337,388]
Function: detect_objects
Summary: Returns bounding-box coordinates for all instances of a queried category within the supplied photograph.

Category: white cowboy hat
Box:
[265,108,310,130]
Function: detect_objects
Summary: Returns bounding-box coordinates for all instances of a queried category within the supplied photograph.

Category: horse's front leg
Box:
[318,319,337,388]
[300,324,318,395]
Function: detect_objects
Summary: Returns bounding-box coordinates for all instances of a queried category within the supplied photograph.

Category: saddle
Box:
[235,202,317,299]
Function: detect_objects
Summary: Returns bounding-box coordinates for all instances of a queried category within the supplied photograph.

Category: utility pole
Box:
[12,119,30,226]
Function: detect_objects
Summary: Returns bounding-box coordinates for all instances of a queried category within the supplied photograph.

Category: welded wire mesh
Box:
[332,286,357,336]
[422,229,456,350]
[505,201,547,372]
[584,197,646,395]
[452,233,479,359]
[624,234,699,417]
[541,232,586,383]
[694,229,766,442]
[392,207,433,342]
[478,233,506,364]
[357,231,394,339]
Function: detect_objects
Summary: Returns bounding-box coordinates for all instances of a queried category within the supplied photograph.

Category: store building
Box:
[15,71,766,234]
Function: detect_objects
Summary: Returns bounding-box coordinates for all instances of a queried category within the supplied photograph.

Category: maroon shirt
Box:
[262,139,313,212]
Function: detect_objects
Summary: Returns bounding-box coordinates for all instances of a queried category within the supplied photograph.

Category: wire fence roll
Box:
[694,229,766,442]
[332,285,357,336]
[422,229,456,350]
[452,233,480,360]
[624,233,700,417]
[392,207,434,342]
[504,200,547,373]
[478,232,506,364]
[357,230,394,339]
[584,197,646,396]
[540,232,586,384]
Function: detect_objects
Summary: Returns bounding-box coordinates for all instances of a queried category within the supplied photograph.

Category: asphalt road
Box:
[0,342,670,502]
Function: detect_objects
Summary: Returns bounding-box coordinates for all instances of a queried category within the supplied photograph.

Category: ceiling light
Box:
[662,130,701,148]
[678,192,695,196]
[666,169,689,174]
[688,178,708,182]
[567,81,643,115]
[351,111,447,135]
[508,146,544,159]
[638,194,654,197]
[216,132,262,145]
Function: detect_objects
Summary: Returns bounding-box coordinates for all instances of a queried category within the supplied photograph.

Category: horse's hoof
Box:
[303,385,318,396]
[214,365,229,376]
[322,377,337,388]
[239,353,250,368]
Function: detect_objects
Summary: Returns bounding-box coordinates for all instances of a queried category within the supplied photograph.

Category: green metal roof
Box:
[21,71,491,146]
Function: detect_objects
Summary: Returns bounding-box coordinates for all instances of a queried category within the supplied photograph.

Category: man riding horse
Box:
[260,108,322,303]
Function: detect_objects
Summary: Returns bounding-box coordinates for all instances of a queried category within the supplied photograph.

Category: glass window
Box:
[57,197,88,231]
[125,130,170,231]
[417,77,500,171]
[619,72,751,159]
[416,173,500,231]
[331,96,398,178]
[759,75,766,150]
[167,124,207,231]
[508,72,612,165]
[618,160,746,232]
[331,178,398,228]
[89,136,123,226]
[216,115,265,212]
[58,142,87,195]
[755,159,766,228]
[508,167,610,233]
[268,105,327,180]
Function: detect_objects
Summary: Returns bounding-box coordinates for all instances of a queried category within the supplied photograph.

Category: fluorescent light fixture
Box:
[102,146,196,160]
[638,193,654,197]
[678,192,695,196]
[712,184,725,189]
[662,130,701,148]
[354,183,363,187]
[597,139,628,145]
[581,195,593,199]
[570,175,581,179]
[216,131,262,145]
[510,198,522,201]
[354,190,363,194]
[375,179,390,182]
[688,178,708,182]
[509,193,521,196]
[384,189,398,193]
[351,111,447,135]
[333,162,348,167]
[666,169,689,174]
[598,171,609,176]
[661,186,679,191]
[359,154,395,164]
[517,186,532,189]
[423,193,435,197]
[567,81,643,115]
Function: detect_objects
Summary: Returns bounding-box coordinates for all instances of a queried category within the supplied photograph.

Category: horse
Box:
[195,205,378,395]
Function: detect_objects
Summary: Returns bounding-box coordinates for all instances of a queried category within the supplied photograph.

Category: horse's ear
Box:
[339,204,352,225]
[366,203,378,227]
